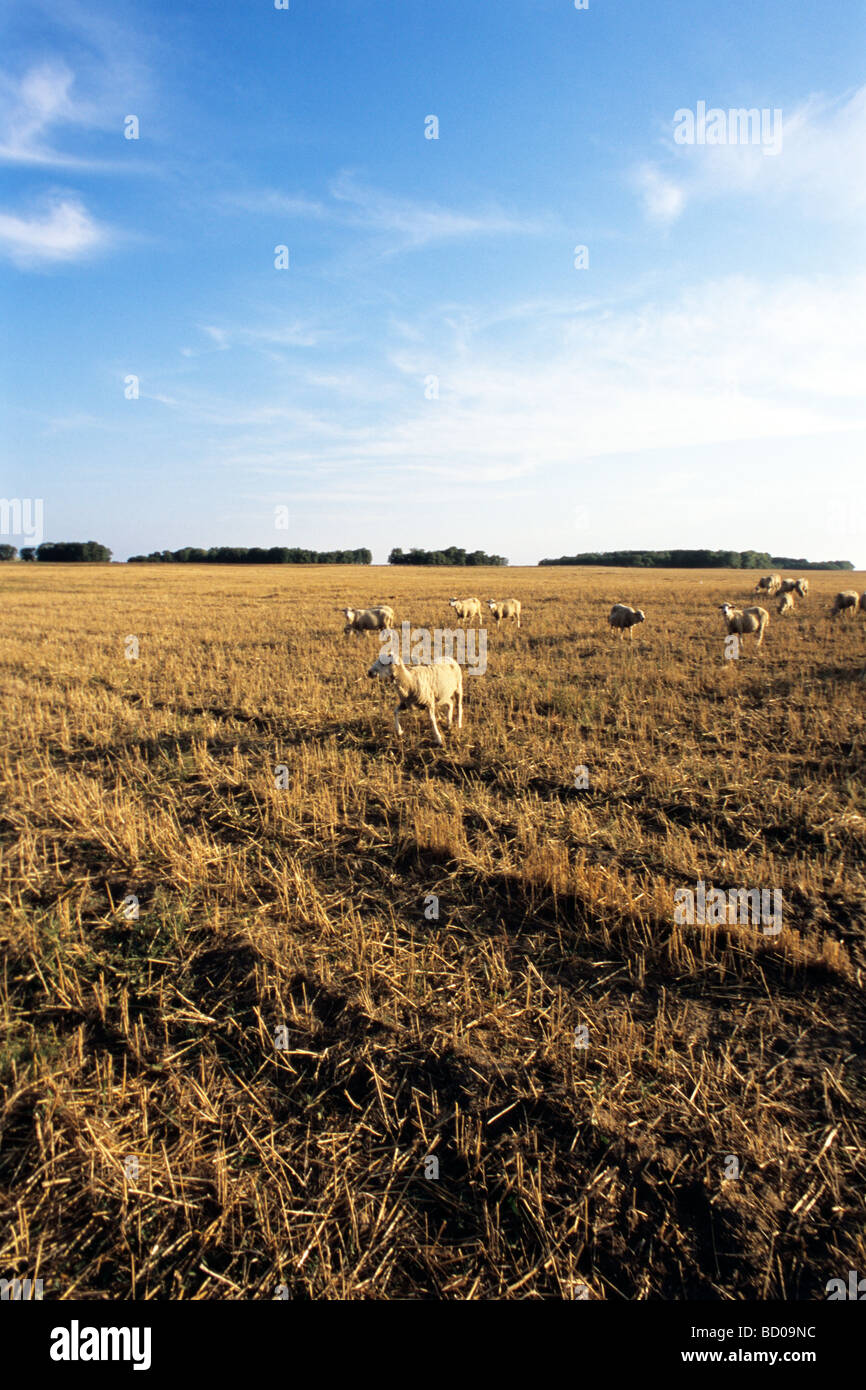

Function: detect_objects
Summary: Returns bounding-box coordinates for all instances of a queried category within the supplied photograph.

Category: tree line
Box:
[127,546,373,564]
[539,549,854,570]
[1,541,851,570]
[388,546,508,566]
[0,541,113,562]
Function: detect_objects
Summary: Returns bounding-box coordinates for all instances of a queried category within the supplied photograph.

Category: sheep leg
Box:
[428,705,444,746]
[456,685,463,728]
[394,704,404,736]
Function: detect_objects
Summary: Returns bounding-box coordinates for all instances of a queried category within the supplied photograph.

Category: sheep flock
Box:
[339,577,860,746]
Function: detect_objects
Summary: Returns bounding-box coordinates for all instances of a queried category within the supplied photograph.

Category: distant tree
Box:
[388,544,508,566]
[0,543,18,561]
[19,547,36,562]
[37,541,112,562]
[539,548,851,569]
[770,555,853,571]
[125,544,371,564]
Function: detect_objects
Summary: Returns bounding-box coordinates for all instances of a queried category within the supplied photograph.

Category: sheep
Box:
[720,603,769,646]
[754,573,782,597]
[486,598,521,629]
[367,651,462,746]
[448,596,483,627]
[777,592,794,616]
[830,591,860,619]
[608,603,646,639]
[861,594,866,614]
[343,605,395,635]
[778,578,808,598]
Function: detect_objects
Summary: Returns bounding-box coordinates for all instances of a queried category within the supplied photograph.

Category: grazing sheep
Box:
[486,598,521,629]
[830,591,860,619]
[777,592,794,616]
[367,651,463,746]
[754,573,782,597]
[343,605,395,635]
[860,594,866,614]
[720,603,769,646]
[448,596,483,626]
[778,578,808,598]
[608,603,646,639]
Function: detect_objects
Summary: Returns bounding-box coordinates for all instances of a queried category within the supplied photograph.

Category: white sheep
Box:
[608,603,646,639]
[777,592,794,616]
[778,578,808,598]
[830,591,860,619]
[367,651,463,746]
[754,573,782,597]
[720,603,769,646]
[343,605,395,635]
[449,596,483,626]
[487,598,521,629]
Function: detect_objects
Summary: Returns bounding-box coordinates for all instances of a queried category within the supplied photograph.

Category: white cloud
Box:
[223,190,329,220]
[0,194,108,265]
[221,175,550,253]
[636,86,866,224]
[0,62,81,166]
[0,58,142,171]
[328,172,549,250]
[143,273,866,483]
[178,321,324,361]
[201,325,231,350]
[634,164,686,225]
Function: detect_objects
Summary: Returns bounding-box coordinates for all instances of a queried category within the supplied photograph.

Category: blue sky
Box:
[1,0,864,564]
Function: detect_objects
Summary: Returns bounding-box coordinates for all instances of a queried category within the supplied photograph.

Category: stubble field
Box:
[1,562,865,1300]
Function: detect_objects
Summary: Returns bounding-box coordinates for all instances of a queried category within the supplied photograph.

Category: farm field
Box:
[1,562,865,1300]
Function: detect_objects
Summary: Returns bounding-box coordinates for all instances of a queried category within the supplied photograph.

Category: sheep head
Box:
[367,653,394,680]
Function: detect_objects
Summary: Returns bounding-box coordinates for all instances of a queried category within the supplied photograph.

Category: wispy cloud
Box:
[151,274,866,496]
[0,62,81,166]
[200,325,231,351]
[180,320,324,359]
[0,58,144,171]
[633,164,686,225]
[208,322,321,350]
[328,172,550,250]
[0,193,109,266]
[635,87,866,225]
[222,189,330,220]
[221,173,550,253]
